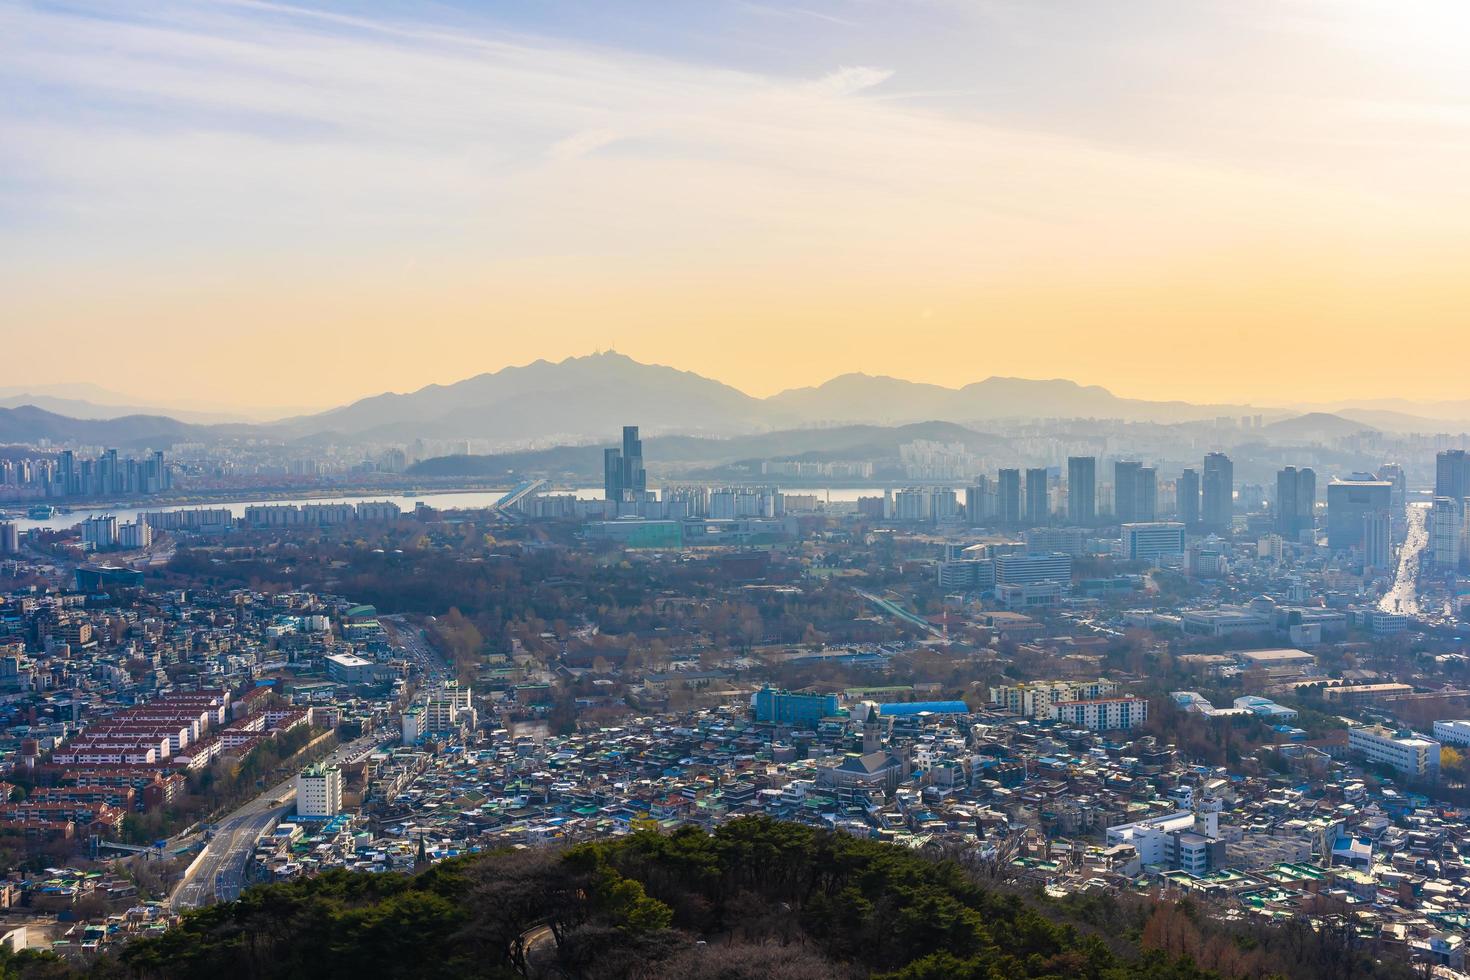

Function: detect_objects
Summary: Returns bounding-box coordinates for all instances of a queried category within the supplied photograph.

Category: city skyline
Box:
[7,2,1470,409]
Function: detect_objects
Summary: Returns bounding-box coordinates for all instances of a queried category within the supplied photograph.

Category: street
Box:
[1380,502,1427,617]
[171,732,384,909]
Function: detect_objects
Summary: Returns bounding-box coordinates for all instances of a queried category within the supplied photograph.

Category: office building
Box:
[603,425,647,506]
[0,522,17,555]
[1024,526,1087,556]
[1201,453,1233,532]
[1177,468,1200,526]
[995,551,1072,585]
[1348,725,1440,779]
[1067,456,1096,525]
[936,559,995,591]
[1024,467,1049,526]
[1326,478,1392,551]
[1432,720,1470,748]
[296,763,343,818]
[753,687,839,726]
[1274,466,1316,538]
[1123,522,1185,562]
[997,469,1021,525]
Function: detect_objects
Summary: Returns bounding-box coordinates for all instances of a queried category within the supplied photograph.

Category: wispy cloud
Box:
[804,65,895,97]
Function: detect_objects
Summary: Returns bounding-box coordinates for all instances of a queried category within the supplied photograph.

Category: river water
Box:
[2,486,894,533]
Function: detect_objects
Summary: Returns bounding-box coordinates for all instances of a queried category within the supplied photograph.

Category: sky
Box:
[4,0,1470,412]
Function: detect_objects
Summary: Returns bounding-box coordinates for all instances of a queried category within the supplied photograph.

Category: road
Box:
[1381,502,1428,617]
[385,614,452,685]
[171,733,384,909]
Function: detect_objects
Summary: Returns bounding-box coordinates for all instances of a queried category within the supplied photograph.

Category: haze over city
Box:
[7,1,1470,408]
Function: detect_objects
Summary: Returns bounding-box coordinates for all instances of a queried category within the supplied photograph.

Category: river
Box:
[1,486,898,534]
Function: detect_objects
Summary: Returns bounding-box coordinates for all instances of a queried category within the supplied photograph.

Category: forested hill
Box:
[2,817,1418,980]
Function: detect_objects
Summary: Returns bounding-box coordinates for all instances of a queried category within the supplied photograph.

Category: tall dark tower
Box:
[1115,461,1141,523]
[1202,452,1234,532]
[1067,456,1096,525]
[997,469,1021,525]
[1275,466,1316,538]
[1178,469,1200,527]
[603,447,624,503]
[1138,467,1157,521]
[1024,468,1049,526]
[620,425,645,500]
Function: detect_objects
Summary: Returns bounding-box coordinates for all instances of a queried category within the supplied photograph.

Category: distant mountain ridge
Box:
[4,352,1469,446]
[277,352,1290,442]
[0,405,214,448]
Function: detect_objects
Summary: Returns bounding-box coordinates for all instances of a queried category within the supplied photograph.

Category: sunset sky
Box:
[4,0,1470,412]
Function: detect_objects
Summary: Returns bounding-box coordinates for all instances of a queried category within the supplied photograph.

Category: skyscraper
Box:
[1201,453,1233,532]
[1067,456,1096,525]
[1113,461,1157,524]
[1114,461,1141,523]
[603,425,647,505]
[1138,467,1157,522]
[1177,468,1200,527]
[1024,467,1049,526]
[1363,508,1391,570]
[997,468,1022,525]
[1274,466,1316,538]
[1437,450,1470,502]
[1326,477,1392,551]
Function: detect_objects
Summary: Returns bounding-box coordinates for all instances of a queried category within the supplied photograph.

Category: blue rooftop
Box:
[877,701,969,716]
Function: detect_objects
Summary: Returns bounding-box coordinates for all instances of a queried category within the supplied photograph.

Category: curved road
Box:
[172,733,383,909]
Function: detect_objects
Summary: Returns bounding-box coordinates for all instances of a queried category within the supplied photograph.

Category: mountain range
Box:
[3,352,1468,447]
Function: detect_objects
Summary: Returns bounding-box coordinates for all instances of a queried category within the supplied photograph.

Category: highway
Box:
[171,733,384,909]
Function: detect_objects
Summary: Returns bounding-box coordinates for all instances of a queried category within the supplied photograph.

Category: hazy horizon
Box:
[7,1,1470,410]
[7,349,1470,419]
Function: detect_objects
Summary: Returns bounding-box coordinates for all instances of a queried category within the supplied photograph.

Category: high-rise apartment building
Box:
[997,469,1021,525]
[1177,469,1200,527]
[965,478,994,523]
[296,762,343,818]
[1274,466,1316,538]
[1024,467,1049,526]
[1067,456,1096,525]
[1114,461,1141,523]
[1430,496,1465,570]
[1115,462,1157,523]
[1436,450,1470,502]
[1201,453,1233,532]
